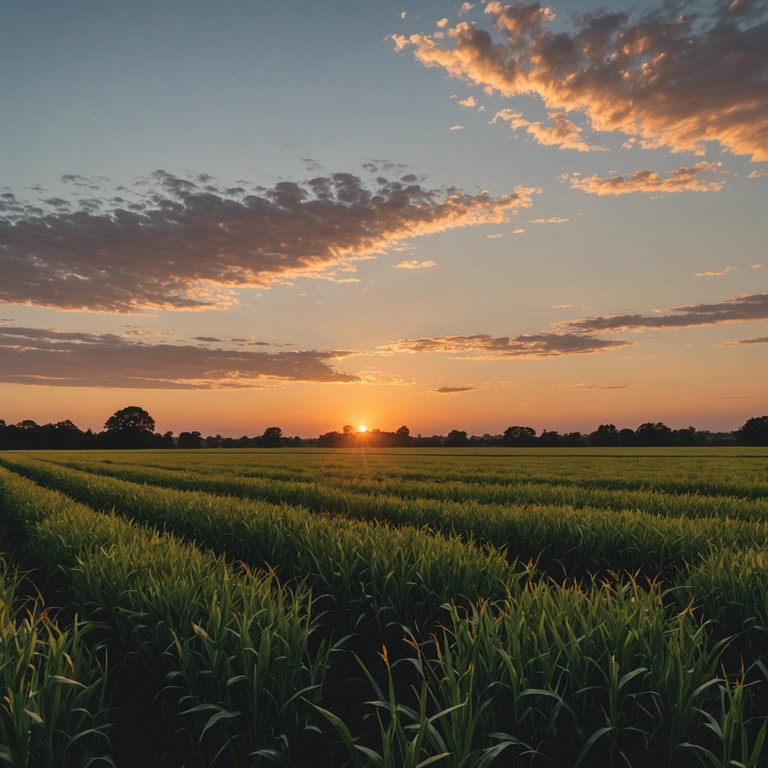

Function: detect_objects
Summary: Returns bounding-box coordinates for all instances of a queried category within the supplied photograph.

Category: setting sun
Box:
[358,425,368,433]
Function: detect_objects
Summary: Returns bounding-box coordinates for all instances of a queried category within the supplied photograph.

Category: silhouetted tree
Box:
[395,425,411,446]
[103,406,156,449]
[635,422,674,446]
[672,427,703,446]
[735,416,768,446]
[618,428,636,446]
[444,429,470,447]
[318,430,343,447]
[502,426,537,447]
[178,431,203,448]
[589,424,620,447]
[45,420,86,449]
[259,426,283,447]
[561,431,584,447]
[538,430,560,447]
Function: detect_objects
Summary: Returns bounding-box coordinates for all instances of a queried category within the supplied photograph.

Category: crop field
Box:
[1,448,767,767]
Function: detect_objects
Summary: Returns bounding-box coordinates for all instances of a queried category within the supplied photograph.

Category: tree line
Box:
[1,406,767,449]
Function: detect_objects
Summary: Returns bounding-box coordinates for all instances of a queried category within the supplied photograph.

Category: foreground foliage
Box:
[0,448,766,766]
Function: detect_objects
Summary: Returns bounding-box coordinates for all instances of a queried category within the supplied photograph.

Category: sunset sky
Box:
[1,0,766,437]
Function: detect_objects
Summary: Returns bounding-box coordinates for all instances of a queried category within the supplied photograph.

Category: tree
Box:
[103,406,155,448]
[178,430,203,448]
[395,425,411,446]
[538,430,560,447]
[635,422,673,447]
[589,424,620,447]
[260,426,283,448]
[735,416,768,446]
[502,426,536,447]
[444,429,470,447]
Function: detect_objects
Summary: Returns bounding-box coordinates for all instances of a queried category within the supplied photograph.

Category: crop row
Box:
[57,449,768,500]
[2,461,767,766]
[0,561,111,768]
[0,455,511,639]
[0,467,326,766]
[44,454,768,522]
[12,455,768,582]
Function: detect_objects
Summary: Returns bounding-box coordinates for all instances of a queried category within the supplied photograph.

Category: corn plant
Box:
[0,561,112,768]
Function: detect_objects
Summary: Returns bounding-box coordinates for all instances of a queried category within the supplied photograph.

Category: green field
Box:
[1,448,767,767]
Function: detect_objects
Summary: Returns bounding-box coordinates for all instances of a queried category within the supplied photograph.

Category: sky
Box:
[1,0,766,437]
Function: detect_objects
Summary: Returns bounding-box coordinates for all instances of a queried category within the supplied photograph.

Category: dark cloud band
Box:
[564,293,768,332]
[0,170,535,313]
[0,326,357,388]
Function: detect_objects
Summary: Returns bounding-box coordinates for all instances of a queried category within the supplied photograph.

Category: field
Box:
[1,448,767,767]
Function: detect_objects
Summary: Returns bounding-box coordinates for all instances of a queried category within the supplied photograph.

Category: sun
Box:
[358,424,368,433]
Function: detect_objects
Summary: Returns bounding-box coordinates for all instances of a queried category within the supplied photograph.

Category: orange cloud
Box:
[394,2,768,161]
[694,266,739,277]
[492,109,606,152]
[0,170,536,313]
[393,259,436,269]
[383,331,631,359]
[569,162,725,195]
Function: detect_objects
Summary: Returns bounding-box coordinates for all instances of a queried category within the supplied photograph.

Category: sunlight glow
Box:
[358,424,368,433]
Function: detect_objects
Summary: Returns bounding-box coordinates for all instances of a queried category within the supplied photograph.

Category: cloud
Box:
[563,292,768,333]
[458,96,477,108]
[383,331,631,359]
[748,169,766,179]
[552,383,631,391]
[393,259,436,269]
[491,109,606,152]
[531,217,570,224]
[569,162,725,195]
[0,170,536,313]
[449,124,464,131]
[0,325,358,388]
[435,386,477,393]
[485,232,504,239]
[394,1,768,160]
[721,336,768,346]
[694,266,739,277]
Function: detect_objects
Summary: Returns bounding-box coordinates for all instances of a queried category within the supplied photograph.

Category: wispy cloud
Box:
[435,386,477,393]
[0,170,536,313]
[562,293,768,333]
[552,383,632,391]
[491,109,606,152]
[569,163,725,196]
[383,331,631,359]
[393,259,436,269]
[0,325,358,388]
[531,217,569,224]
[394,1,768,160]
[720,336,768,346]
[694,266,739,277]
